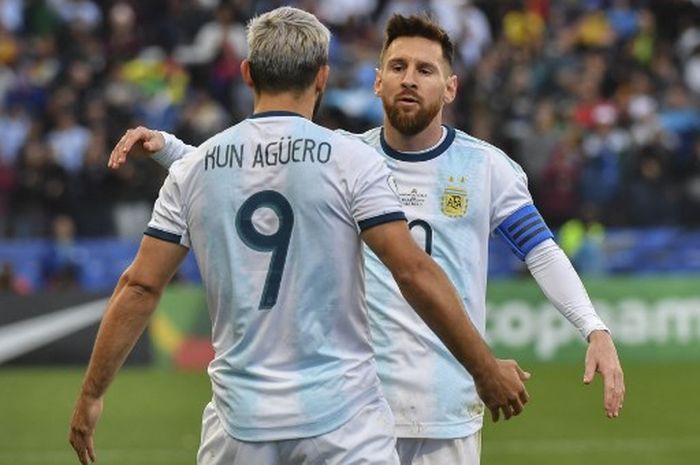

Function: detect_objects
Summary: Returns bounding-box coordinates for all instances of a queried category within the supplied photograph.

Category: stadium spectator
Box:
[173,1,247,102]
[537,128,584,228]
[0,0,694,242]
[48,0,101,30]
[69,7,530,465]
[43,214,82,289]
[105,2,141,62]
[559,206,607,275]
[112,12,624,465]
[0,260,31,294]
[10,137,68,237]
[0,102,30,166]
[46,109,90,175]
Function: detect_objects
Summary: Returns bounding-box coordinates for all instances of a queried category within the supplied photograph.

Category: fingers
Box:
[509,396,524,417]
[490,406,500,423]
[583,358,596,384]
[515,364,531,381]
[519,385,530,406]
[603,368,625,418]
[108,130,131,169]
[485,359,531,423]
[510,362,530,414]
[501,404,513,420]
[491,391,528,422]
[69,430,93,465]
[108,126,155,169]
[87,436,96,463]
[496,398,522,421]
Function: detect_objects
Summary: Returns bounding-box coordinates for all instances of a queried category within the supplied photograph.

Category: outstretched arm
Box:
[108,126,195,170]
[525,239,625,418]
[362,220,531,423]
[68,237,188,464]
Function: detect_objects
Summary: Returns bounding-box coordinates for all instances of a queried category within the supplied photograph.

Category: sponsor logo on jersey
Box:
[441,176,468,217]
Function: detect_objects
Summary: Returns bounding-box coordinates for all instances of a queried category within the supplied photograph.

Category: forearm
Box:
[394,256,497,381]
[525,239,609,339]
[80,280,162,399]
[152,132,195,169]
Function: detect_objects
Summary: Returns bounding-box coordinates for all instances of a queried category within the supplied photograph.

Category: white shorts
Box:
[395,432,481,465]
[197,397,400,465]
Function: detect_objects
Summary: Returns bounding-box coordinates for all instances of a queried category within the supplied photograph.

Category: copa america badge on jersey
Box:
[387,174,401,197]
[441,176,468,217]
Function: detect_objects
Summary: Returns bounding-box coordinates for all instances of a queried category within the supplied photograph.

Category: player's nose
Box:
[400,67,418,88]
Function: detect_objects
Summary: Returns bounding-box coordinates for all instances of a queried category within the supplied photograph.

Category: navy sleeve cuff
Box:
[144,226,182,244]
[358,211,407,231]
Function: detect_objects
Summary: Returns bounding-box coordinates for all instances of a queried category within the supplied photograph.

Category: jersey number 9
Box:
[235,191,294,310]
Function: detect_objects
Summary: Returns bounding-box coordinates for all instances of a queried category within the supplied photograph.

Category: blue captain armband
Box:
[496,204,553,261]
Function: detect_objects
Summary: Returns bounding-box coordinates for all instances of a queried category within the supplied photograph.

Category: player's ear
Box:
[374,67,382,96]
[315,64,330,93]
[241,59,255,89]
[443,74,457,104]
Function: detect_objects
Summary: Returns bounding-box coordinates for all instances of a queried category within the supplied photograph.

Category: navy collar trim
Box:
[249,111,305,119]
[380,126,456,162]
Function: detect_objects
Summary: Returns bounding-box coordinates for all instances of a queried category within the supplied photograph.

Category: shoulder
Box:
[330,127,383,160]
[168,125,238,179]
[452,128,525,176]
[333,127,382,147]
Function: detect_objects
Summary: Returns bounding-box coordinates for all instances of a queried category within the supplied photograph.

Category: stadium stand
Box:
[0,0,699,290]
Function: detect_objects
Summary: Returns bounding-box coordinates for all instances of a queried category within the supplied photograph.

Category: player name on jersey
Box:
[204,138,332,171]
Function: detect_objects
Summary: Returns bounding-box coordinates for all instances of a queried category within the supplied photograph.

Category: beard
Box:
[382,94,442,136]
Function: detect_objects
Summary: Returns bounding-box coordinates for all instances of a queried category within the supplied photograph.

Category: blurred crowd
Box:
[0,0,699,244]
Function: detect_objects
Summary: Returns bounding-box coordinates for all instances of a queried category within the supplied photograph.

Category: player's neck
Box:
[253,91,317,119]
[382,117,444,153]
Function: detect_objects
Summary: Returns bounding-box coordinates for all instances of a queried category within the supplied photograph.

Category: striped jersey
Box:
[153,123,546,439]
[349,126,539,438]
[146,112,405,441]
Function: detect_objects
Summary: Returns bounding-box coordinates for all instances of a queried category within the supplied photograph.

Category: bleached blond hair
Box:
[247,7,331,93]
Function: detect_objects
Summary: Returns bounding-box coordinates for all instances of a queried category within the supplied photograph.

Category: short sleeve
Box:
[489,152,534,232]
[152,132,196,169]
[145,172,190,248]
[349,147,406,231]
[489,151,553,260]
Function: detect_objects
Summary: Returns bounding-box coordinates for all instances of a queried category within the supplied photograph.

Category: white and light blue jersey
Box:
[146,112,405,442]
[153,123,550,440]
[351,126,546,439]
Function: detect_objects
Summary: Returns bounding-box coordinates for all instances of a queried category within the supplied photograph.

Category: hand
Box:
[476,359,531,422]
[69,395,103,465]
[108,126,165,169]
[584,330,625,418]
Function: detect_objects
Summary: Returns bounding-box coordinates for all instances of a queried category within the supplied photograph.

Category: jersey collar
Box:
[380,125,456,162]
[248,111,305,119]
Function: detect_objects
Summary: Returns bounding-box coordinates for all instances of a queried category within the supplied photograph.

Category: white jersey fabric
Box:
[352,126,533,438]
[147,112,405,441]
[197,397,399,465]
[152,124,608,441]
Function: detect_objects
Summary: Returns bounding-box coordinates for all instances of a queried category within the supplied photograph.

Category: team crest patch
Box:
[441,176,468,217]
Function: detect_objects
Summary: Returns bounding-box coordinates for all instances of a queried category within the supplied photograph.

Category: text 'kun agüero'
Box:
[204,137,332,171]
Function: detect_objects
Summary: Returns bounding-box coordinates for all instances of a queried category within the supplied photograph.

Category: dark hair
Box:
[380,14,454,68]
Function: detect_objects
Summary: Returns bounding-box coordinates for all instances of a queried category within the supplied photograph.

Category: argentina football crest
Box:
[441,176,468,217]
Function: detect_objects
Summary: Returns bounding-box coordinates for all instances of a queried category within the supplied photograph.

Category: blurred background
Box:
[0,1,698,464]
